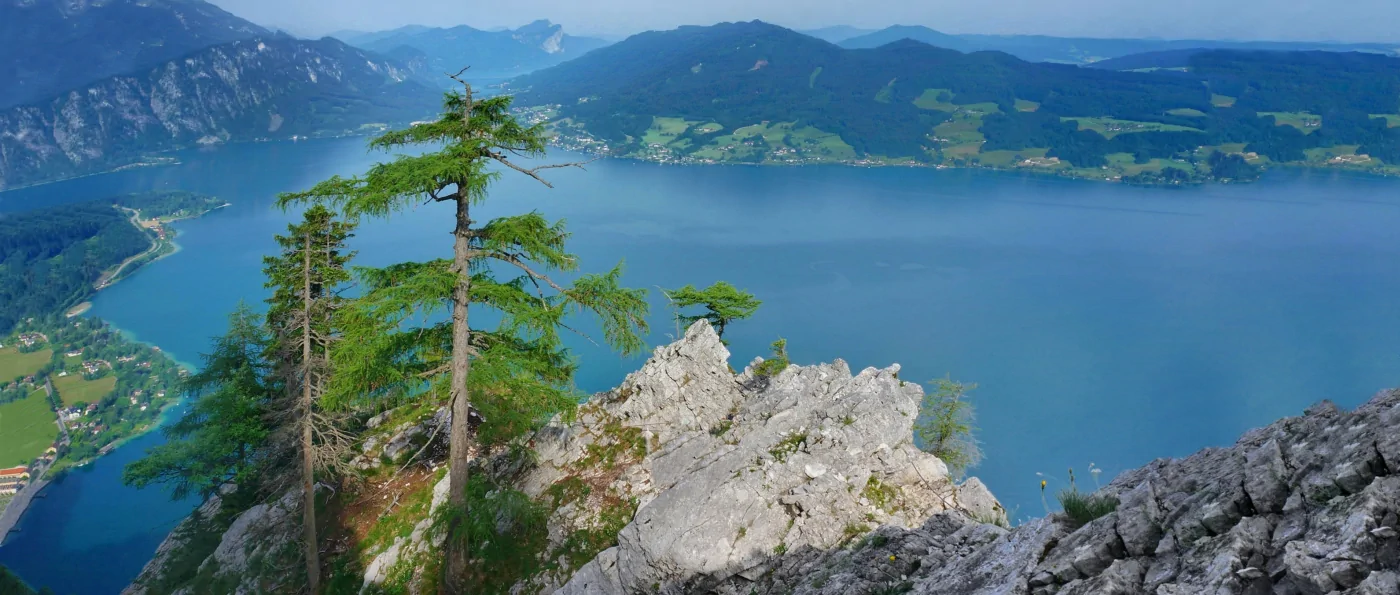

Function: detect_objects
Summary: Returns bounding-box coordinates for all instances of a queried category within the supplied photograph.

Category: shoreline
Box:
[0,478,49,548]
[548,141,1400,187]
[0,126,394,194]
[0,205,217,538]
[94,202,228,292]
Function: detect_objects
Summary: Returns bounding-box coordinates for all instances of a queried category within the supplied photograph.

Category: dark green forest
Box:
[512,22,1400,175]
[0,192,222,333]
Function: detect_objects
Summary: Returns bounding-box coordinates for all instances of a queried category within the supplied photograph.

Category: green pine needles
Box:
[664,281,761,339]
[278,75,650,591]
[913,376,982,477]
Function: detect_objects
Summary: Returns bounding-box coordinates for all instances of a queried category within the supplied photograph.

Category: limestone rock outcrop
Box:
[735,389,1400,595]
[514,321,1004,593]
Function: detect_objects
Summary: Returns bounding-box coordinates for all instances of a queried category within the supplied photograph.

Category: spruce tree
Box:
[262,205,356,593]
[279,77,649,592]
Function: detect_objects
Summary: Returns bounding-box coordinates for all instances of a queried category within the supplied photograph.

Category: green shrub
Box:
[913,376,981,477]
[769,430,807,463]
[753,338,790,378]
[552,496,637,574]
[438,476,551,594]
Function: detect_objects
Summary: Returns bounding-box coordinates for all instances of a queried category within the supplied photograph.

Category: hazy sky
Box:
[213,0,1400,43]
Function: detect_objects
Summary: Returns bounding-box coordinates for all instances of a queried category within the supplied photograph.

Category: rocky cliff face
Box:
[738,389,1400,595]
[0,0,269,109]
[0,35,438,190]
[511,321,1003,594]
[126,323,1400,595]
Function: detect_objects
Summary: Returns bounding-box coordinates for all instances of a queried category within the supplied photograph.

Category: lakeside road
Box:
[95,207,163,290]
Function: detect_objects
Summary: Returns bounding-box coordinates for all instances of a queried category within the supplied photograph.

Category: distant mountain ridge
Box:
[837,25,1400,64]
[797,25,878,43]
[0,0,269,108]
[0,36,439,190]
[343,20,611,79]
[512,21,1400,182]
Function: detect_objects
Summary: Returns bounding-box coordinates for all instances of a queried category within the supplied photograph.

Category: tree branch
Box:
[487,152,597,189]
[488,251,568,293]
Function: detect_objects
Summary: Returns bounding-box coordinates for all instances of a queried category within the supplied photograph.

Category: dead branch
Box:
[487,152,597,188]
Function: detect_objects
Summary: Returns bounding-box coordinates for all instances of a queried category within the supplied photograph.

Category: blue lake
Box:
[3,138,1400,593]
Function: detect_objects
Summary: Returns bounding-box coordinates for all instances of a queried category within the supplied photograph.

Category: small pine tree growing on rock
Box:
[914,376,981,477]
[665,281,761,340]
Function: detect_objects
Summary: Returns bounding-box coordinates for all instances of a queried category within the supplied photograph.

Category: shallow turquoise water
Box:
[3,138,1400,593]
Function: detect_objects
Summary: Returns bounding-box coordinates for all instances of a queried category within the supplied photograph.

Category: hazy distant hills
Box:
[798,26,878,43]
[0,0,270,108]
[511,21,1400,179]
[338,20,611,80]
[836,25,1400,64]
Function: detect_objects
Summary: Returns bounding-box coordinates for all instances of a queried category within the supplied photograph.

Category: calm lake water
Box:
[3,138,1400,593]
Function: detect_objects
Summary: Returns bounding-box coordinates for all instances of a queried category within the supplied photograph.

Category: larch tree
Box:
[123,304,274,501]
[279,75,650,592]
[261,204,356,593]
[914,376,981,477]
[665,281,761,339]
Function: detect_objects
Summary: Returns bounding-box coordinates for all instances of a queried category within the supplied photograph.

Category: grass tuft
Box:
[1057,489,1119,529]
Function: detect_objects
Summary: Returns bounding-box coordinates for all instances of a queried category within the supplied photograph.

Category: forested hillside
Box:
[511,21,1400,183]
[838,24,1400,64]
[0,192,222,333]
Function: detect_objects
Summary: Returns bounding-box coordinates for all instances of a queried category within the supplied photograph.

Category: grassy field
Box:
[1211,94,1237,107]
[1063,117,1203,139]
[1371,114,1400,128]
[914,88,956,111]
[53,374,117,407]
[933,106,996,161]
[687,121,857,162]
[1167,108,1208,117]
[1014,99,1041,112]
[808,66,823,88]
[1259,112,1322,134]
[1106,152,1201,176]
[978,148,1050,167]
[1304,145,1360,161]
[0,347,51,382]
[641,117,699,146]
[0,389,58,467]
[874,78,897,104]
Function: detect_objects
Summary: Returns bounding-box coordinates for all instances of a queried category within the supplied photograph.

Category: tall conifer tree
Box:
[280,76,649,591]
[262,205,356,593]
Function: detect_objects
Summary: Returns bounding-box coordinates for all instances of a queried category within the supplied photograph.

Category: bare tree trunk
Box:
[444,192,475,593]
[300,230,321,594]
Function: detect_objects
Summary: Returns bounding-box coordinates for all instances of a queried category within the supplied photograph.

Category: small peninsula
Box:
[0,191,223,542]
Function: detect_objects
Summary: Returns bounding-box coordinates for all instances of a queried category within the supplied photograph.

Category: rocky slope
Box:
[738,389,1400,595]
[0,35,438,190]
[125,322,1400,594]
[0,0,269,109]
